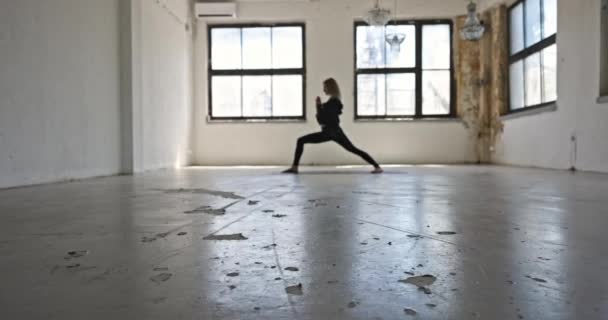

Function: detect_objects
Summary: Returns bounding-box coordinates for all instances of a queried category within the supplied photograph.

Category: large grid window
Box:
[509,0,557,111]
[354,20,454,119]
[208,24,306,120]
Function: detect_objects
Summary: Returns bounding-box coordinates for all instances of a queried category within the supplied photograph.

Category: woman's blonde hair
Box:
[323,78,342,99]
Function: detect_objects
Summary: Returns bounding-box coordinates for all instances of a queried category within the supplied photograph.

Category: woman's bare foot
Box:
[371,167,383,174]
[282,167,299,174]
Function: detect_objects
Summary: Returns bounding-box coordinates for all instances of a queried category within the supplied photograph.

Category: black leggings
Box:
[291,127,380,168]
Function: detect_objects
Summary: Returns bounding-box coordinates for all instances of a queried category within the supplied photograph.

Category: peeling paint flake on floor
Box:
[150,273,172,284]
[153,267,169,272]
[141,232,170,243]
[399,275,438,287]
[526,275,548,283]
[203,233,248,241]
[437,231,458,235]
[184,206,226,215]
[64,250,89,260]
[285,283,303,295]
[161,188,244,200]
[404,308,417,316]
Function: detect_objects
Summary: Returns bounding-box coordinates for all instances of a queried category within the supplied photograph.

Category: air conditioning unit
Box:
[195,2,237,19]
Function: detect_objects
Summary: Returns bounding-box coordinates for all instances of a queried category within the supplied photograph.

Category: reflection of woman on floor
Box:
[283,78,383,174]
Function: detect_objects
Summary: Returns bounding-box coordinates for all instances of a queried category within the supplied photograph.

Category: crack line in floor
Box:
[354,218,477,251]
[149,185,289,267]
[200,185,288,238]
[271,228,300,319]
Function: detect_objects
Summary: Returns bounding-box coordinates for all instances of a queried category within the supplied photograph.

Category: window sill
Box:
[206,117,307,124]
[354,117,462,123]
[501,102,557,120]
[597,95,608,104]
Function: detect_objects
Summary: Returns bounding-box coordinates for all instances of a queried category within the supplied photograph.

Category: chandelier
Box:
[460,0,485,41]
[364,0,391,27]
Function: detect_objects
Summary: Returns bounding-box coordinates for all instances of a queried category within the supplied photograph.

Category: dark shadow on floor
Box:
[276,171,409,175]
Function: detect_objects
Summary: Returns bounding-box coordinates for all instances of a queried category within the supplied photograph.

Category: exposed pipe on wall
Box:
[151,0,191,30]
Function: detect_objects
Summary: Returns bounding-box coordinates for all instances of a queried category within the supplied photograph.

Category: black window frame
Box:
[507,0,557,114]
[353,19,456,120]
[207,23,307,121]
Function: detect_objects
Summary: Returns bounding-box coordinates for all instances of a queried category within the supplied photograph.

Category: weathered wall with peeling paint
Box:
[455,14,482,162]
[455,5,507,163]
[481,6,507,162]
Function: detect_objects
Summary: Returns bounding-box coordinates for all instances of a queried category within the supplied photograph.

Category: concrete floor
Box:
[0,166,607,320]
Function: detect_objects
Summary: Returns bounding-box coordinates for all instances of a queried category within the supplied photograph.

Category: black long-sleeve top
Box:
[316,97,343,128]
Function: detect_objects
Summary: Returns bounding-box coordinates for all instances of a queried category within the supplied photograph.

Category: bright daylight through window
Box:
[355,21,454,119]
[208,24,305,120]
[509,0,557,111]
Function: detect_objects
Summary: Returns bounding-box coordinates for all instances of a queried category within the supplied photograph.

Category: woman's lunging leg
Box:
[291,132,331,167]
[333,131,380,168]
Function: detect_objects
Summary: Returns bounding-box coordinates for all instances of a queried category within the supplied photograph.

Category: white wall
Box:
[193,0,477,166]
[0,0,195,188]
[494,0,608,173]
[0,0,122,188]
[136,0,194,171]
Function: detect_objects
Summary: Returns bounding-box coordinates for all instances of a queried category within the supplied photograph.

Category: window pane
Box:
[525,52,542,106]
[357,74,386,116]
[242,28,271,69]
[510,3,525,54]
[510,61,525,110]
[542,44,557,102]
[212,76,241,117]
[242,76,271,117]
[422,24,451,69]
[387,74,416,116]
[272,27,303,69]
[385,25,416,68]
[525,0,542,47]
[272,75,303,116]
[211,28,241,70]
[543,0,557,38]
[357,26,386,68]
[422,71,451,115]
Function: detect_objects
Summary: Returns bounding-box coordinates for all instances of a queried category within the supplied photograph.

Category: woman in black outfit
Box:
[283,78,383,174]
